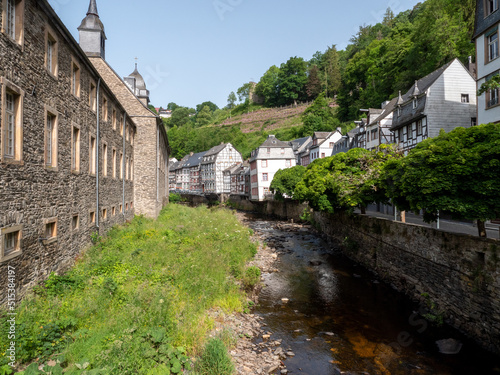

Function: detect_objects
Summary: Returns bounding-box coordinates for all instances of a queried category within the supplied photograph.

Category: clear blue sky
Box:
[48,0,422,110]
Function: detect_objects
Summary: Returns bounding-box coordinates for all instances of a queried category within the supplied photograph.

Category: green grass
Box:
[0,205,257,374]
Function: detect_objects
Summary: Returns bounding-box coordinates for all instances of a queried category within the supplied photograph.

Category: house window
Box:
[72,215,79,231]
[119,204,123,213]
[416,119,423,136]
[71,125,80,172]
[266,147,271,154]
[119,115,124,136]
[1,225,22,260]
[102,208,107,221]
[112,206,116,216]
[45,111,57,168]
[102,143,108,177]
[44,218,57,243]
[398,128,403,142]
[487,28,499,62]
[131,159,134,181]
[262,173,268,181]
[71,60,80,97]
[329,142,334,148]
[280,148,284,154]
[112,148,117,178]
[488,88,499,108]
[89,81,96,111]
[2,85,23,162]
[89,135,96,175]
[126,157,129,180]
[321,153,325,158]
[472,117,477,126]
[89,211,95,224]
[126,203,129,211]
[285,159,291,167]
[397,107,401,117]
[261,160,268,168]
[372,129,378,140]
[486,0,499,16]
[112,108,117,130]
[412,98,417,109]
[3,0,23,44]
[119,152,123,179]
[46,29,58,77]
[461,94,470,103]
[102,96,108,121]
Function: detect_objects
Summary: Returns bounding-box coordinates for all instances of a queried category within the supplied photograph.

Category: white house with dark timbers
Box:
[249,135,296,201]
[473,0,500,125]
[200,143,242,194]
[391,58,477,154]
[362,98,397,150]
[308,131,342,165]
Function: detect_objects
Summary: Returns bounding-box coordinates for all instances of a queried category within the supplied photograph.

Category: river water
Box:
[245,215,500,375]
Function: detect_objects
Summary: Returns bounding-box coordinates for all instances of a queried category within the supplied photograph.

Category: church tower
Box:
[78,0,106,58]
[124,63,151,106]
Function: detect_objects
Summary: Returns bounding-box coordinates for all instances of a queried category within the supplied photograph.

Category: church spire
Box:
[87,0,99,17]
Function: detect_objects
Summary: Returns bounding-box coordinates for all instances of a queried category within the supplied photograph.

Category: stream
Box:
[244,214,500,375]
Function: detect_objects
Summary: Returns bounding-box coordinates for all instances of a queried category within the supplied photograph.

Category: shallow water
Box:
[246,216,500,375]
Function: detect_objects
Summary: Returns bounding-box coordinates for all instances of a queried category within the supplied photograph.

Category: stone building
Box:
[79,0,170,218]
[0,0,137,302]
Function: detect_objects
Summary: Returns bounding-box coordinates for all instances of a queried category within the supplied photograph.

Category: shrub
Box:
[169,193,182,203]
[195,338,234,375]
[242,266,261,290]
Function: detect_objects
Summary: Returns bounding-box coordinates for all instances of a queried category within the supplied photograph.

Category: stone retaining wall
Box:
[223,196,500,354]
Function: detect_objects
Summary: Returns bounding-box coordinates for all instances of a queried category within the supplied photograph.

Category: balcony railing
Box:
[488,96,499,108]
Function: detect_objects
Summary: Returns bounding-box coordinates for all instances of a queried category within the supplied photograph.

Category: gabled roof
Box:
[259,135,291,148]
[184,151,207,168]
[473,2,500,39]
[224,163,243,174]
[313,132,331,140]
[204,143,229,157]
[368,97,398,126]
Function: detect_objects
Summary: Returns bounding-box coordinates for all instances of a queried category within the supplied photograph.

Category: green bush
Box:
[242,266,261,290]
[195,338,234,375]
[169,193,182,203]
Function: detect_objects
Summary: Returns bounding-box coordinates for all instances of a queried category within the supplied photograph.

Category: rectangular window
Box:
[119,152,123,179]
[89,135,96,175]
[44,219,57,241]
[416,120,423,136]
[3,0,23,44]
[89,211,95,224]
[486,0,499,16]
[71,125,80,172]
[126,203,129,211]
[89,81,96,111]
[102,208,107,221]
[2,86,23,162]
[46,30,57,77]
[71,60,80,97]
[461,94,470,103]
[112,108,117,130]
[285,159,291,167]
[261,160,268,168]
[262,173,268,181]
[72,215,79,231]
[45,112,57,168]
[472,117,477,126]
[280,148,285,154]
[321,153,325,158]
[412,99,417,109]
[488,88,499,108]
[119,115,124,136]
[398,128,403,142]
[119,204,123,213]
[329,142,334,148]
[112,148,117,178]
[2,226,22,259]
[266,147,271,154]
[102,96,108,121]
[112,206,116,216]
[130,159,134,181]
[488,31,499,61]
[102,143,108,177]
[126,157,129,180]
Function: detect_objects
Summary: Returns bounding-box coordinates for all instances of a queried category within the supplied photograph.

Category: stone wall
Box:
[0,0,134,304]
[225,196,500,353]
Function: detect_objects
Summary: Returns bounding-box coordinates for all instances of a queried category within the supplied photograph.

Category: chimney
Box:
[467,56,477,79]
[336,127,342,133]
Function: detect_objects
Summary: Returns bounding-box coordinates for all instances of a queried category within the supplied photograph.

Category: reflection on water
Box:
[246,216,500,375]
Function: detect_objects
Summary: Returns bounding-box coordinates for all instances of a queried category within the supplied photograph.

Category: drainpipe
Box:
[96,78,101,230]
[157,125,159,202]
[123,112,127,218]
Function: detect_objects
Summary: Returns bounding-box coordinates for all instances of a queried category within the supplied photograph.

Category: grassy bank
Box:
[0,205,258,374]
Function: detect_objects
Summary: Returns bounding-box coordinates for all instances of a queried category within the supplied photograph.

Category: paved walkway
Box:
[358,209,500,239]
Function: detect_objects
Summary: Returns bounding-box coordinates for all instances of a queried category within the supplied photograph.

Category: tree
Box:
[167,102,180,111]
[227,91,237,109]
[382,124,500,237]
[237,83,252,102]
[255,65,280,107]
[270,166,306,200]
[295,146,400,213]
[306,65,323,99]
[170,107,192,127]
[196,101,218,114]
[323,45,341,97]
[301,93,337,135]
[196,105,213,127]
[278,57,308,105]
[148,105,158,114]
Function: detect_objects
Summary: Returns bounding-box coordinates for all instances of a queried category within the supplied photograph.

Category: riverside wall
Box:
[225,195,500,354]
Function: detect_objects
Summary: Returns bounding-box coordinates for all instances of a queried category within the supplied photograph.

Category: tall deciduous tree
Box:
[255,65,281,107]
[270,166,306,201]
[278,57,308,105]
[196,101,219,114]
[323,45,342,97]
[306,65,323,100]
[227,92,237,109]
[196,105,213,127]
[382,124,500,237]
[237,83,252,102]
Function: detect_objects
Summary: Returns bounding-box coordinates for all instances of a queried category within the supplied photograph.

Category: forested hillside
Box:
[163,0,476,160]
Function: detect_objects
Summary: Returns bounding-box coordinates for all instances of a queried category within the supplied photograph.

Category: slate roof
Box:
[204,143,228,157]
[259,135,291,148]
[184,151,206,168]
[473,1,500,39]
[313,132,331,140]
[368,97,398,125]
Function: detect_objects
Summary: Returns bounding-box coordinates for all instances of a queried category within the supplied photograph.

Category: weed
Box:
[242,266,261,291]
[195,338,234,375]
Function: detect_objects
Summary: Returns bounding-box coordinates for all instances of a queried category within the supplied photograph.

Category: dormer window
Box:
[397,106,401,117]
[486,0,499,16]
[412,98,417,109]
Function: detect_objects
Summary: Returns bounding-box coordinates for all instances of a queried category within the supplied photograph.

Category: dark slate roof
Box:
[313,132,331,140]
[204,143,228,157]
[473,1,500,39]
[184,151,207,168]
[368,97,398,125]
[169,161,179,172]
[290,136,311,148]
[259,135,290,148]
